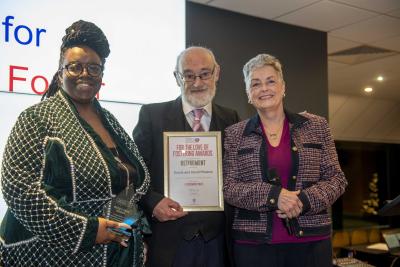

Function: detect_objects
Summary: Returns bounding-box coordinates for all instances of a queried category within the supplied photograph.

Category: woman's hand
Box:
[277,189,303,218]
[96,217,131,247]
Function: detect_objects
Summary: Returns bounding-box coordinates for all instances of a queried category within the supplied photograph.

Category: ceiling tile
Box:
[188,0,210,4]
[341,98,397,138]
[207,0,319,19]
[331,0,400,13]
[328,61,350,71]
[329,94,400,143]
[328,96,372,136]
[328,94,348,119]
[385,118,400,141]
[328,45,398,65]
[388,8,400,18]
[372,35,400,52]
[275,0,376,32]
[330,15,400,43]
[329,54,400,101]
[367,104,400,139]
[328,35,361,53]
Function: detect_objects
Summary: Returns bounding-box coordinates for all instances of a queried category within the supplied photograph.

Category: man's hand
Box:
[143,242,148,264]
[152,197,188,222]
[277,189,303,219]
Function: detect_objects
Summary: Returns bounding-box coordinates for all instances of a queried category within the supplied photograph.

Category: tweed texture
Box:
[223,112,347,240]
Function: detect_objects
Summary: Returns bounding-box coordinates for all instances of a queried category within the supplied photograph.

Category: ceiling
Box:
[189,0,400,144]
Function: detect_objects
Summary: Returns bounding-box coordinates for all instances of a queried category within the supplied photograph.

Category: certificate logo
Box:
[185,137,200,143]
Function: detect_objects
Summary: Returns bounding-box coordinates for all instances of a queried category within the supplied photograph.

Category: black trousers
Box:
[234,239,332,267]
[173,233,225,267]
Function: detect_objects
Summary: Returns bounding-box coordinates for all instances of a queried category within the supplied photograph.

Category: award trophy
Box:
[107,185,141,236]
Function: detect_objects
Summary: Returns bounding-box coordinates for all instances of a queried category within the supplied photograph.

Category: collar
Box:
[243,109,309,136]
[182,98,212,116]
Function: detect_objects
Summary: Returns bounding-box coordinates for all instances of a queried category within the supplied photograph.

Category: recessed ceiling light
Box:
[377,76,384,81]
[364,87,373,93]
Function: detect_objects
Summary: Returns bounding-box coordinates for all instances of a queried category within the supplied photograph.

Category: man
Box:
[133,46,239,267]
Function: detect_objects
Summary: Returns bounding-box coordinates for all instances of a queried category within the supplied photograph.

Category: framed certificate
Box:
[163,131,224,212]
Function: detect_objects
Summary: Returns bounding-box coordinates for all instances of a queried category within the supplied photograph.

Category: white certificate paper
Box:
[163,132,223,211]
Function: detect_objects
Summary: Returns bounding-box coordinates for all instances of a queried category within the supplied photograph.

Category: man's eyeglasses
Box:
[62,62,104,77]
[175,66,215,83]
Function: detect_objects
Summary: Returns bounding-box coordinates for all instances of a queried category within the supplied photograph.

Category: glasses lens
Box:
[199,71,212,80]
[66,63,83,76]
[65,63,103,77]
[87,64,103,76]
[183,73,196,82]
[179,66,214,83]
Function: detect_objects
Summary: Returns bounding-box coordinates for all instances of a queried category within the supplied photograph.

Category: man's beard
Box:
[182,85,216,108]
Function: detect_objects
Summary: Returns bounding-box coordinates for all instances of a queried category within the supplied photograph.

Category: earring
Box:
[283,92,286,98]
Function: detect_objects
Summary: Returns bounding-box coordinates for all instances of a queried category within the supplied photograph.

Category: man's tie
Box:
[192,109,204,132]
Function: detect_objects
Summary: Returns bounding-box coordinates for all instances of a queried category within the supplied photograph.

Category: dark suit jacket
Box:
[133,97,239,267]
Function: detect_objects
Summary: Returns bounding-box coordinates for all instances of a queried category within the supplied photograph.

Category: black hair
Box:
[42,20,110,100]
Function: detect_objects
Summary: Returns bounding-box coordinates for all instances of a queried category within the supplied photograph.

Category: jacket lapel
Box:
[165,97,192,131]
[210,103,225,131]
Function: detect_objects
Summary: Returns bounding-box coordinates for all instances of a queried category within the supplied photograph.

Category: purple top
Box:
[263,118,329,244]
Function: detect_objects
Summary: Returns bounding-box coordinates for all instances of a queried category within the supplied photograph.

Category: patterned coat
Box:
[0,90,150,266]
[223,110,347,241]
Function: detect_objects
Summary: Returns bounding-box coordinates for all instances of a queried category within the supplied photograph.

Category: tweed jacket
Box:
[0,90,150,266]
[223,110,347,241]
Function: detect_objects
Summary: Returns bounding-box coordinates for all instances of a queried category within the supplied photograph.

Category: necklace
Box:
[263,120,285,141]
[268,133,279,140]
[112,147,130,192]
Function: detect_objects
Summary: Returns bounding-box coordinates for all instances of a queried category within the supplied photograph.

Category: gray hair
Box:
[175,46,218,72]
[243,54,284,91]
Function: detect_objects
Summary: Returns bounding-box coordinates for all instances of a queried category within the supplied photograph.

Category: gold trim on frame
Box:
[163,131,224,212]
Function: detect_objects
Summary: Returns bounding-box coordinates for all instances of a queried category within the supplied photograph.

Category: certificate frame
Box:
[163,131,224,212]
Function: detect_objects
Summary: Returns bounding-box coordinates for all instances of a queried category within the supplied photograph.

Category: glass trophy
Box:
[107,185,139,236]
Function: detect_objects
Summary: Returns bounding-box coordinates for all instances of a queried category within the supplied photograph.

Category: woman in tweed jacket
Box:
[223,54,347,267]
[0,20,150,266]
